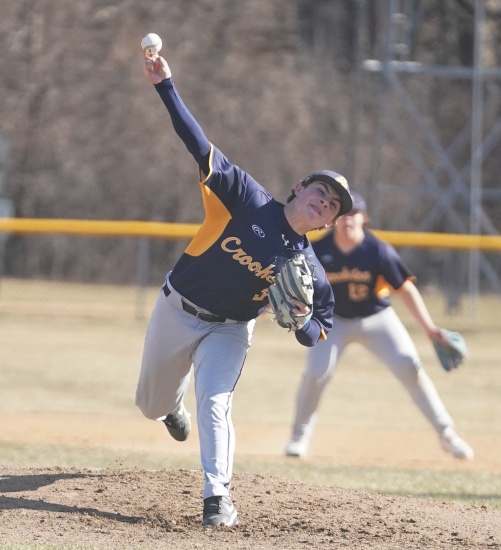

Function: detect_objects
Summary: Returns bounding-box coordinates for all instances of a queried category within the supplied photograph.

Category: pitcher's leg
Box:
[193,321,254,499]
[135,291,194,421]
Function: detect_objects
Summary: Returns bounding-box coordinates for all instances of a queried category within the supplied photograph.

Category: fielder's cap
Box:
[301,170,353,215]
[350,192,367,213]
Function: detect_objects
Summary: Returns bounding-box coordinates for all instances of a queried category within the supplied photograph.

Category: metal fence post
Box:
[136,237,151,320]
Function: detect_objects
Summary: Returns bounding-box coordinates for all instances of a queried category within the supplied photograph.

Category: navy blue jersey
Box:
[154,78,334,344]
[313,229,414,319]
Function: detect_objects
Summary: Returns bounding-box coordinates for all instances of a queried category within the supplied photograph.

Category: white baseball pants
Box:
[136,276,255,498]
[290,307,454,442]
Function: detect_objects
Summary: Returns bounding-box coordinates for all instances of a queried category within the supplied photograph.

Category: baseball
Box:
[141,33,162,56]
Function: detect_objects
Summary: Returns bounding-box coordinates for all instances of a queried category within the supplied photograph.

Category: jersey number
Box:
[348,282,369,301]
[253,288,269,301]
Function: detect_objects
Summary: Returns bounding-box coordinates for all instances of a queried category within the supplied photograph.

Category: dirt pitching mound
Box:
[0,467,500,549]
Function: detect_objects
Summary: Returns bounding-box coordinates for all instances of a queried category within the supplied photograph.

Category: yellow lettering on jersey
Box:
[221,237,276,284]
[327,267,371,284]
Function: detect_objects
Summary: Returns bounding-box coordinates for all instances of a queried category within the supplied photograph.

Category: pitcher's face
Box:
[294,182,341,228]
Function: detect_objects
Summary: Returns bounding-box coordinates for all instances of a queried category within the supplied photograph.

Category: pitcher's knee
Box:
[135,393,165,421]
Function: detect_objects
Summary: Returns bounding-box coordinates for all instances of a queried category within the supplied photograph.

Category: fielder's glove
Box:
[268,254,314,331]
[433,329,467,372]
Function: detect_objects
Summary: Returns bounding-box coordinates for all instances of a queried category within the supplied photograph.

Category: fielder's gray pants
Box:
[290,307,454,442]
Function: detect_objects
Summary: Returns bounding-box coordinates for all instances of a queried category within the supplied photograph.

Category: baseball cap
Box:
[350,192,367,213]
[301,170,353,215]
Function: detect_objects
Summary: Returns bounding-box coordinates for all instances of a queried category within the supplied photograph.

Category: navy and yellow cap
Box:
[301,170,353,215]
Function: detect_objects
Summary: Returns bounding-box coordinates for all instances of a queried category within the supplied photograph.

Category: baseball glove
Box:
[433,329,467,372]
[268,254,314,331]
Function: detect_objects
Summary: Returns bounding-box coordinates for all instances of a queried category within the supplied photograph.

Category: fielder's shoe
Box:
[284,436,309,458]
[439,427,474,460]
[202,496,238,527]
[163,403,191,442]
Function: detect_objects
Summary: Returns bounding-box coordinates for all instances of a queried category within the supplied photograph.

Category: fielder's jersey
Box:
[154,79,334,344]
[313,229,414,319]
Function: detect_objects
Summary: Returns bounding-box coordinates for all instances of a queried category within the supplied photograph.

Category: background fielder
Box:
[285,193,474,461]
[135,45,353,527]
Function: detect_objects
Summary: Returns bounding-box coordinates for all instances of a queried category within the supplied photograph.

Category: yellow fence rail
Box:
[0,218,199,239]
[1,218,501,250]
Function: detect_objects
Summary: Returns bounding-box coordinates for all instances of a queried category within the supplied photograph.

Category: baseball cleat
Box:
[439,427,474,460]
[202,496,238,527]
[163,403,191,441]
[284,436,309,458]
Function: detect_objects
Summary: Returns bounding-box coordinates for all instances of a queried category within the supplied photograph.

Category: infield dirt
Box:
[0,466,500,550]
